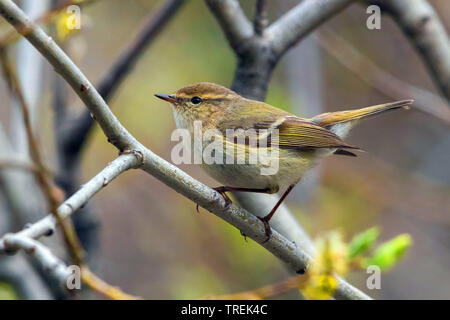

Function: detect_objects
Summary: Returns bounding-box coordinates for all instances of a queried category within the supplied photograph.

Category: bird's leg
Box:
[213,186,271,210]
[258,185,295,243]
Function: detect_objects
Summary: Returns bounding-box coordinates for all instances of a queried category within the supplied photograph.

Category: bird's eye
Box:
[191,96,202,105]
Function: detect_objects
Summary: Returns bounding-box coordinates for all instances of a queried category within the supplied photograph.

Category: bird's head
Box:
[155,82,240,121]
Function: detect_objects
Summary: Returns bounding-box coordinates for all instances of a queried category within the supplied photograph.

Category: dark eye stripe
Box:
[178,97,229,103]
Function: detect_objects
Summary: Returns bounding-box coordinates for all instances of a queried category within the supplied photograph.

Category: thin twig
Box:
[0,159,51,175]
[210,274,308,300]
[81,267,140,300]
[2,235,72,285]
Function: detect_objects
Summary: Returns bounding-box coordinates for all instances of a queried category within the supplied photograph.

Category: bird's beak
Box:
[155,94,177,104]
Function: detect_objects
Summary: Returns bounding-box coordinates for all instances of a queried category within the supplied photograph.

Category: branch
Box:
[205,0,254,54]
[366,0,450,103]
[0,154,140,299]
[61,0,186,156]
[265,0,356,57]
[0,158,49,174]
[0,0,370,299]
[2,234,72,286]
[253,0,268,36]
[211,273,307,300]
[2,232,140,299]
[0,154,138,248]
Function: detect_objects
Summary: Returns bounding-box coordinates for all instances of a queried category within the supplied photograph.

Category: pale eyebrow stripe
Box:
[175,95,230,103]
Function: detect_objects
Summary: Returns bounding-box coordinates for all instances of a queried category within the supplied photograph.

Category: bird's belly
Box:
[201,162,279,192]
[200,148,316,193]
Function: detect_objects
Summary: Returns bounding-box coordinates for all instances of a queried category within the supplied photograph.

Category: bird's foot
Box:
[240,230,248,242]
[257,216,272,243]
[213,186,232,210]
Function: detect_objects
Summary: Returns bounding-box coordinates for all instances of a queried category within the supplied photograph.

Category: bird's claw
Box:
[240,230,248,242]
[257,216,272,243]
[213,187,232,210]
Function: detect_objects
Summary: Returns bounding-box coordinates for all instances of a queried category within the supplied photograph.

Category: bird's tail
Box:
[310,100,413,128]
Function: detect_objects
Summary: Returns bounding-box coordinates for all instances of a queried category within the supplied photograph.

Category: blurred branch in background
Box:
[0,0,370,300]
[366,0,450,103]
[315,28,450,123]
[2,225,140,300]
[0,177,52,300]
[253,0,268,36]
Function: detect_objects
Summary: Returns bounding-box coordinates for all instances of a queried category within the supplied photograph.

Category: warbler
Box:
[155,82,412,242]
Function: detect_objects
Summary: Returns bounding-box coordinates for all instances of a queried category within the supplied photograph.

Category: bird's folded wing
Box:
[217,111,359,150]
[276,117,359,150]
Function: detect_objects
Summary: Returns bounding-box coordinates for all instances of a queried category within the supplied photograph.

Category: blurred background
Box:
[0,0,449,299]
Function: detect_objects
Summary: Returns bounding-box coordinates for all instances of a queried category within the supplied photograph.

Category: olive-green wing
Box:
[276,116,359,150]
[216,103,359,150]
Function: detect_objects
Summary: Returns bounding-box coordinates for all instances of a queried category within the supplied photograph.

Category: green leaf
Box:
[348,227,380,260]
[363,234,412,272]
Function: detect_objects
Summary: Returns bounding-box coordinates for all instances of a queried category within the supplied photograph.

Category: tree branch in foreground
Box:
[0,0,370,299]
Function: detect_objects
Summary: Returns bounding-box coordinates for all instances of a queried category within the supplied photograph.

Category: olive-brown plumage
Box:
[156,82,412,241]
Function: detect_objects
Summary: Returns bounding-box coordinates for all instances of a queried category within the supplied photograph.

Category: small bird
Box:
[155,82,412,242]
